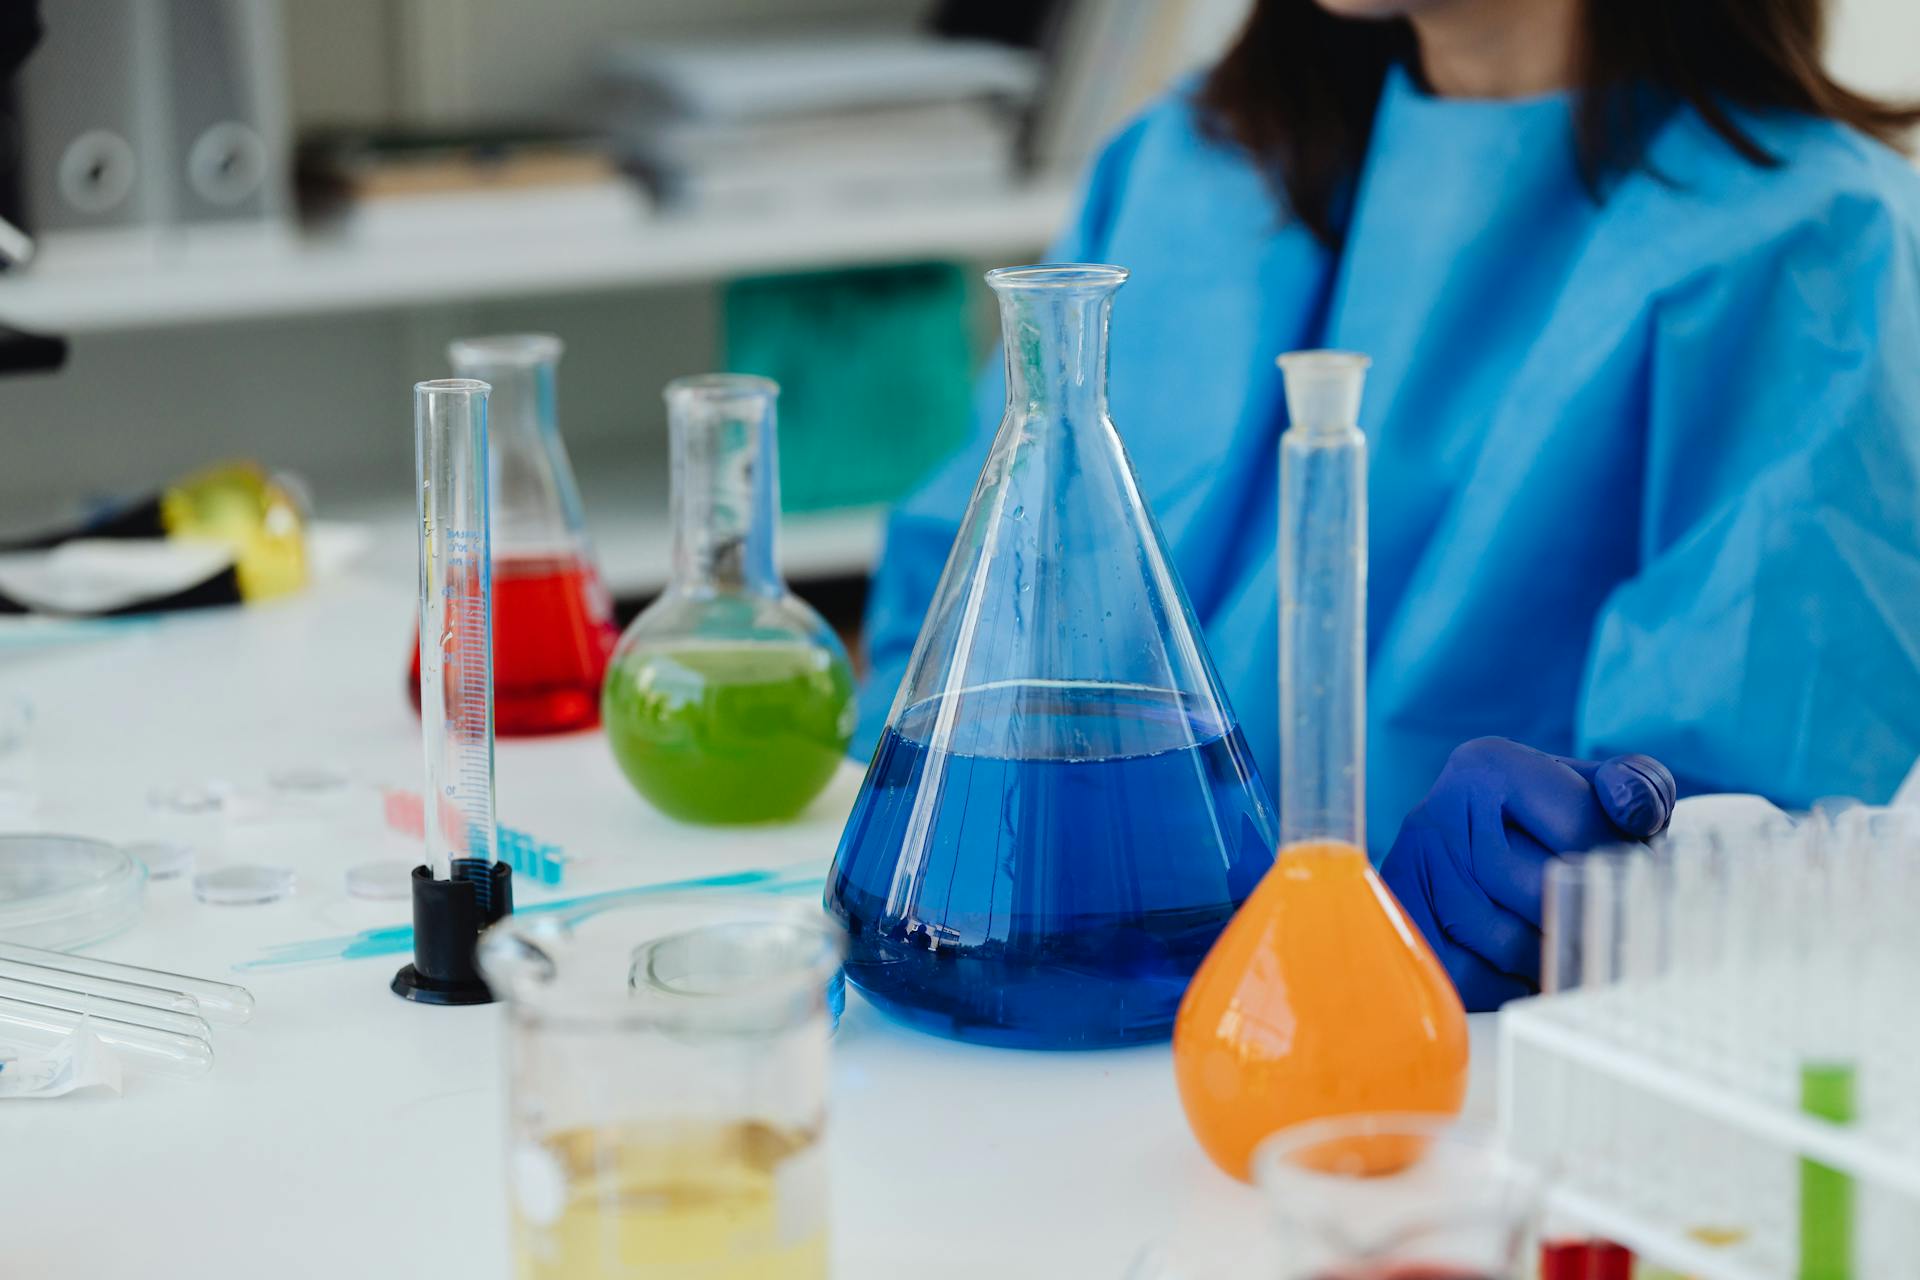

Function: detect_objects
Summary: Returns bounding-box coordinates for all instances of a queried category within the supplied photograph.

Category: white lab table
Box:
[0,570,1496,1278]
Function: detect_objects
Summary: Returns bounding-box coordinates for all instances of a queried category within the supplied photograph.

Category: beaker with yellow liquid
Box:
[478,897,843,1279]
[1173,352,1468,1182]
[515,1121,827,1280]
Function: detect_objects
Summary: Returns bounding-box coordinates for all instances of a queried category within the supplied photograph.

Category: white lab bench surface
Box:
[0,570,1497,1279]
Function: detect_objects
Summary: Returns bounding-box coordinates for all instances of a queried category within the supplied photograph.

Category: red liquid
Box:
[408,555,617,736]
[1539,1240,1633,1280]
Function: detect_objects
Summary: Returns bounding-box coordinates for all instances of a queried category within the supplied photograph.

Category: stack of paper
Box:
[602,32,1040,212]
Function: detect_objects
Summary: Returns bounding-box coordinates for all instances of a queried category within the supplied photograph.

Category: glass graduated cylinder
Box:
[413,377,498,883]
[604,375,854,825]
[830,680,1274,1047]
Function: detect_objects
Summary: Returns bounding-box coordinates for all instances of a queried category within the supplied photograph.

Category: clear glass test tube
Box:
[1618,848,1669,1048]
[0,956,202,1018]
[1581,852,1625,1012]
[0,940,253,1023]
[1576,851,1631,1200]
[1864,809,1920,1146]
[1660,826,1731,1071]
[1541,855,1589,998]
[0,994,213,1078]
[0,973,211,1040]
[1714,818,1776,1095]
[414,378,499,895]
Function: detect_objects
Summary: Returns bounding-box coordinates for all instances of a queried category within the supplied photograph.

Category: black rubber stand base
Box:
[391,860,512,1005]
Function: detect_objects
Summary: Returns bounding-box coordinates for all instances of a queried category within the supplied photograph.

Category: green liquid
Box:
[603,640,854,824]
[1800,1060,1856,1280]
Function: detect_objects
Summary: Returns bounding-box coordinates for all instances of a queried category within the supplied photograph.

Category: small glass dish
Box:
[0,834,147,949]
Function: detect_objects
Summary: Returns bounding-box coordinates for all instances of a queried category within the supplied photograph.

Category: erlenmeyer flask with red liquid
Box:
[1173,352,1468,1182]
[406,335,617,735]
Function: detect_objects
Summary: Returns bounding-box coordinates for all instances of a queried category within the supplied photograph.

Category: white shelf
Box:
[0,183,1073,334]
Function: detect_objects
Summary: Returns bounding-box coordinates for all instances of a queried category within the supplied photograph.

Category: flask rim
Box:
[414,377,490,397]
[986,263,1130,291]
[477,896,844,1036]
[1275,349,1371,374]
[664,372,780,404]
[448,333,564,368]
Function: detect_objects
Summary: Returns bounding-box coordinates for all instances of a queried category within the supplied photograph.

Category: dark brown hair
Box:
[1199,0,1920,245]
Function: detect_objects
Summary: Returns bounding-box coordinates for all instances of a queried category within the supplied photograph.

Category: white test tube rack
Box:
[1499,988,1920,1280]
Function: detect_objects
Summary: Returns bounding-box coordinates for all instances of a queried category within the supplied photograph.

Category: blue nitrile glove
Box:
[1379,737,1677,1011]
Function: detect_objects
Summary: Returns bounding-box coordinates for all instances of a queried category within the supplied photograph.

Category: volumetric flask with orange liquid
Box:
[1173,351,1468,1182]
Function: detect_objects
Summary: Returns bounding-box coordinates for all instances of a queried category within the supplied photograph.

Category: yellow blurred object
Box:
[159,462,309,601]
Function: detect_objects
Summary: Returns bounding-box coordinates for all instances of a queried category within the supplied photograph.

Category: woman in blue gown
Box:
[855,0,1920,1007]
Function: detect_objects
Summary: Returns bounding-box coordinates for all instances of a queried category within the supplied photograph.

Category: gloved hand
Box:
[1379,737,1676,1012]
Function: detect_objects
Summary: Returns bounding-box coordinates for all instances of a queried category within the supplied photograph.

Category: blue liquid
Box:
[825,681,1277,1048]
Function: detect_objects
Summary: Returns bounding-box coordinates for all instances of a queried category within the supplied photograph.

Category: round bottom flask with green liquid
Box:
[603,376,855,825]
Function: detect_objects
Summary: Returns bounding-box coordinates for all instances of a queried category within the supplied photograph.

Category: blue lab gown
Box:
[857,66,1920,855]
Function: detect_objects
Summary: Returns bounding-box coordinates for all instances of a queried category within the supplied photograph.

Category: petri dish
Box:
[148,782,228,816]
[0,695,31,754]
[0,694,35,821]
[268,767,351,796]
[194,864,296,906]
[0,834,147,949]
[125,840,195,882]
[345,860,414,901]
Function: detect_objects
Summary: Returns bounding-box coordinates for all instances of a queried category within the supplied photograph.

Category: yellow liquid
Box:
[514,1122,828,1280]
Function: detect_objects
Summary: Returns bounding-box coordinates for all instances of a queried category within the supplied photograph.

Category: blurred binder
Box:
[16,0,289,244]
[724,262,975,513]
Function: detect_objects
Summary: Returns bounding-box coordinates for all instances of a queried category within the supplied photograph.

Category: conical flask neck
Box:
[665,375,783,596]
[880,262,1253,759]
[448,335,591,560]
[994,270,1119,426]
[450,334,564,447]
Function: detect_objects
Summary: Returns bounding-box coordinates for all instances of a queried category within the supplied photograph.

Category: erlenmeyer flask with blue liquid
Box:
[825,264,1277,1049]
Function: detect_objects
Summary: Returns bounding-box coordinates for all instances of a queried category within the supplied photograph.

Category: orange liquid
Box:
[1172,840,1469,1182]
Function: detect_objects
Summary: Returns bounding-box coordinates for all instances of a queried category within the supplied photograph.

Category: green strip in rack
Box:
[1799,1059,1856,1280]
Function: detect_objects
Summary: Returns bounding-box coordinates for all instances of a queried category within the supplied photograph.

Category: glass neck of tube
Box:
[473,361,550,445]
[450,336,562,447]
[1276,351,1371,852]
[666,377,782,596]
[996,284,1115,428]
